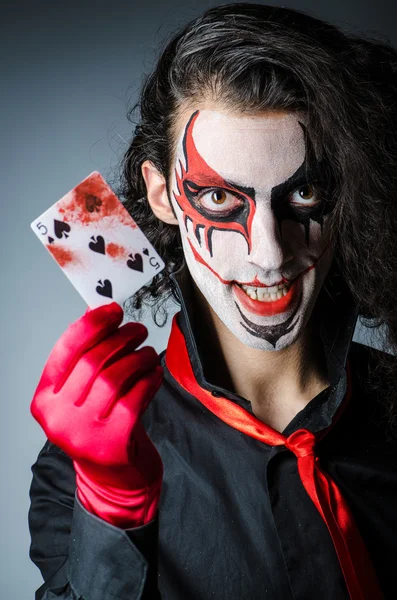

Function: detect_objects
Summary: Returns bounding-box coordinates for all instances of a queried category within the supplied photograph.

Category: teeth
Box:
[240,282,290,302]
[245,287,257,299]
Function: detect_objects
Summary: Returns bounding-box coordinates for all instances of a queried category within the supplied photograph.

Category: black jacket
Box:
[28,260,397,600]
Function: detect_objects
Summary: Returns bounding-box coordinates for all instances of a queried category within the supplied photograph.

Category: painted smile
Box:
[232,272,302,316]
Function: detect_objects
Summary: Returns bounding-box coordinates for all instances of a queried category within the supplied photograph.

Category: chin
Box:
[229,312,305,351]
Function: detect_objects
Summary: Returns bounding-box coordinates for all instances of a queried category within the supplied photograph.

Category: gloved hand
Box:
[30,302,164,528]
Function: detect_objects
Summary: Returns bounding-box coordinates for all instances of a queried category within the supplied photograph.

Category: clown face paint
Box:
[169,109,336,350]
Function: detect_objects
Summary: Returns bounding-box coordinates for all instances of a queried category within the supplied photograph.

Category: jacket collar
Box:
[165,258,359,437]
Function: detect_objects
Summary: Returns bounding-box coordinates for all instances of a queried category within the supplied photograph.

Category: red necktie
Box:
[165,312,384,600]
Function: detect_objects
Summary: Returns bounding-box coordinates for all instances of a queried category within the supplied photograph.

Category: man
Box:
[29,105,395,600]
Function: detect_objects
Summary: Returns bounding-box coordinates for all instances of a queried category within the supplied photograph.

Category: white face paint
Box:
[169,109,335,350]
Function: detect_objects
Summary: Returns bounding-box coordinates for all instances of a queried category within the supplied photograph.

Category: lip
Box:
[235,278,286,288]
[232,273,302,317]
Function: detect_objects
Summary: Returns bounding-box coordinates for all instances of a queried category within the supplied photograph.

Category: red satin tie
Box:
[165,312,384,600]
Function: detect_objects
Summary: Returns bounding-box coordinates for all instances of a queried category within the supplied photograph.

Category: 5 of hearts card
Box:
[30,171,165,309]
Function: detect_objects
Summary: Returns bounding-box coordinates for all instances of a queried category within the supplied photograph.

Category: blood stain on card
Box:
[57,173,137,228]
[107,243,128,260]
[47,245,80,268]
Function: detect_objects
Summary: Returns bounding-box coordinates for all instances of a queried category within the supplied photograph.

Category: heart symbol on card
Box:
[54,219,71,239]
[89,235,105,255]
[126,253,143,273]
[96,279,113,298]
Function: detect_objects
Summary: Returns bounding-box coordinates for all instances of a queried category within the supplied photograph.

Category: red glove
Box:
[30,302,164,528]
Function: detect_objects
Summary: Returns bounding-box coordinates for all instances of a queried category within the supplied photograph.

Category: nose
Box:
[246,204,293,272]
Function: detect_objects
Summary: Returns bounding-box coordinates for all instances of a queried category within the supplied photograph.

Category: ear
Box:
[141,160,179,225]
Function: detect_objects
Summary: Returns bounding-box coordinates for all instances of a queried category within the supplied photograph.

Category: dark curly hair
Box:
[112,3,397,430]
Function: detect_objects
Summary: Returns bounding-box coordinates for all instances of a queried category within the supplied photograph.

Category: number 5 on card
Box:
[30,171,165,309]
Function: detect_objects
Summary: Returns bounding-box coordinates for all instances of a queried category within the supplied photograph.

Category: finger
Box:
[44,303,125,393]
[85,348,162,419]
[58,321,151,404]
[109,364,164,422]
[83,320,150,375]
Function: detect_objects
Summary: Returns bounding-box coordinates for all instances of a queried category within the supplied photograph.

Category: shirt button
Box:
[211,390,221,397]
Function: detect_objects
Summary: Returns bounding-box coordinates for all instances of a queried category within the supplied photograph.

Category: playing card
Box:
[30,171,165,309]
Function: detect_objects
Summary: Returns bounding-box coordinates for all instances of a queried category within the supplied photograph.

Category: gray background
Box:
[2,1,395,597]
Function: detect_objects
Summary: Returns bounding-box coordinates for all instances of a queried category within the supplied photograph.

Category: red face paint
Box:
[173,110,256,259]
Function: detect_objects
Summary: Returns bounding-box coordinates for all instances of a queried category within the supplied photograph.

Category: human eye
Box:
[288,182,323,209]
[194,187,244,215]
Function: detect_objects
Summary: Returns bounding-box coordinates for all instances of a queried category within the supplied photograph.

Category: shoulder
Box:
[348,340,395,378]
[349,339,393,359]
[347,341,397,444]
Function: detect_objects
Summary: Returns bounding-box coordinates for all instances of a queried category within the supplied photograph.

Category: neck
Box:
[190,279,330,433]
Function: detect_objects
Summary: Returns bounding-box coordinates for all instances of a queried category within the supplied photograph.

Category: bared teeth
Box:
[239,282,290,302]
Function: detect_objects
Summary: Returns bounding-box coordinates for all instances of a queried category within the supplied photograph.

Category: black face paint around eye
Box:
[270,123,337,248]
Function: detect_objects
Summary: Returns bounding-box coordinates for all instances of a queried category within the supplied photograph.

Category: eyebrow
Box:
[270,159,324,205]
